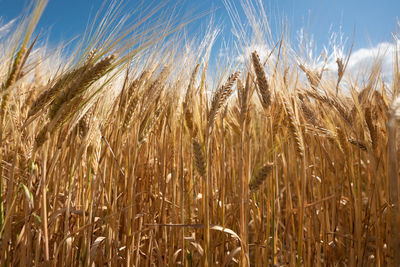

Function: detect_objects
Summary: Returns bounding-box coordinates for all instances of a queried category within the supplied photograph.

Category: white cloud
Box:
[347,42,398,81]
[325,41,399,82]
[232,38,399,82]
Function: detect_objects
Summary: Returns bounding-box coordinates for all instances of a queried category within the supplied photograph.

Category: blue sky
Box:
[0,0,398,48]
[0,0,399,78]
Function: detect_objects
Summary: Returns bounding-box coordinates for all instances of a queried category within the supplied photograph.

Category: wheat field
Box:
[1,0,400,266]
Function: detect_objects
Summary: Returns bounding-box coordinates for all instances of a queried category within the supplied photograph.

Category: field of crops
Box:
[1,0,399,266]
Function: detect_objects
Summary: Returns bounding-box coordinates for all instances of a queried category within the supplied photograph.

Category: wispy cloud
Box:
[231,43,273,64]
[0,18,16,39]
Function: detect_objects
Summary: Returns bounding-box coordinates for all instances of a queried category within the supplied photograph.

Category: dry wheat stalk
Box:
[2,1,400,265]
[305,89,352,126]
[192,138,206,179]
[284,98,305,159]
[251,51,271,109]
[207,71,240,131]
[32,55,115,149]
[299,64,324,90]
[272,103,284,134]
[237,74,253,126]
[121,73,147,133]
[185,110,197,137]
[183,63,200,112]
[336,127,350,155]
[183,64,200,137]
[388,96,400,265]
[298,93,318,126]
[78,105,95,139]
[336,57,346,92]
[27,64,90,119]
[138,102,165,145]
[249,163,273,191]
[364,107,377,151]
[141,66,170,107]
[348,138,367,151]
[49,54,114,120]
[2,44,26,93]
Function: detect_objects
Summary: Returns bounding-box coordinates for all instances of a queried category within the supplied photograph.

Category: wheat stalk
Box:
[284,98,305,159]
[251,51,271,109]
[207,71,240,131]
[249,163,273,191]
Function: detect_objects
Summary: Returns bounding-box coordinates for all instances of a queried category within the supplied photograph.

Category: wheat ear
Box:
[284,98,305,159]
[251,51,271,109]
[207,71,240,131]
[249,163,274,191]
[49,54,114,120]
[192,138,206,179]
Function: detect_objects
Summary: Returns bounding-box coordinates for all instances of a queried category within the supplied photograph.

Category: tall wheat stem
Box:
[388,102,400,265]
[239,106,249,266]
[204,130,211,266]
